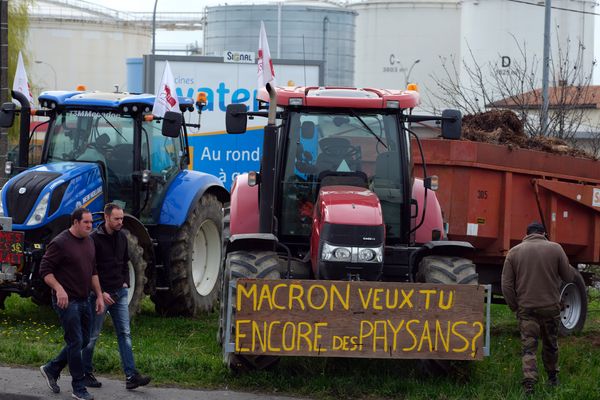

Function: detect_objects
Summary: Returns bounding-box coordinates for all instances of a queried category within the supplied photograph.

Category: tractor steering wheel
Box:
[320,138,360,161]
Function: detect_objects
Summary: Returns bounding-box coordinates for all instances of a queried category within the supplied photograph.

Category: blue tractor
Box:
[0,89,228,316]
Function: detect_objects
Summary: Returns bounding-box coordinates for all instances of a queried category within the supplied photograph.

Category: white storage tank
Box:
[204,1,356,86]
[460,0,597,96]
[27,1,151,94]
[351,0,597,111]
[350,0,461,110]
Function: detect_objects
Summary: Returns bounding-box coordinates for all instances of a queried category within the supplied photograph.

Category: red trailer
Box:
[413,138,597,334]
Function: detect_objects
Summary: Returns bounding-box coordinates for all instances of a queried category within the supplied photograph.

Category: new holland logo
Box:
[18,187,26,195]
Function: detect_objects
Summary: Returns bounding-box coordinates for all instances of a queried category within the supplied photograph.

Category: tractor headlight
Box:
[25,192,50,226]
[359,246,383,263]
[322,243,352,262]
[321,243,383,263]
[359,248,376,262]
[333,247,351,260]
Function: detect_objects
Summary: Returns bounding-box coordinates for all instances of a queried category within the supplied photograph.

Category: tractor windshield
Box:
[45,110,183,213]
[281,111,405,241]
[46,110,135,166]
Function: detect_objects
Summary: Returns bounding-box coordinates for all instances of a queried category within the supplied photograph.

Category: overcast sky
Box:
[84,0,254,12]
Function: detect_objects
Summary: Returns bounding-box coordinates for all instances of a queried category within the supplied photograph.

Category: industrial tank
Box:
[460,0,597,91]
[350,0,461,111]
[203,2,356,86]
[27,0,150,94]
[351,0,596,112]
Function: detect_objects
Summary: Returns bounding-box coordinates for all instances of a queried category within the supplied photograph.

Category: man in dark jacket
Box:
[39,207,105,400]
[81,203,151,390]
[501,222,574,395]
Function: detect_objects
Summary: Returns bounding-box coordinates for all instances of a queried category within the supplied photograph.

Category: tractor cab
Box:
[280,110,406,245]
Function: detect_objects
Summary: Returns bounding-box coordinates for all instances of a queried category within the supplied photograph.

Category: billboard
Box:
[144,55,322,188]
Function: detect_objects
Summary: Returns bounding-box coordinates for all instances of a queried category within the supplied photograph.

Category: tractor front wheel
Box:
[219,250,281,372]
[124,230,147,317]
[153,194,223,317]
[416,255,478,375]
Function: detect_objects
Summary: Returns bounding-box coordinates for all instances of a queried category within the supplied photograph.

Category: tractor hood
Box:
[311,185,385,281]
[1,162,105,228]
[318,185,383,226]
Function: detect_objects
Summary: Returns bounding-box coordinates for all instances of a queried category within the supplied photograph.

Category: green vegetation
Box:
[7,0,33,141]
[1,294,599,399]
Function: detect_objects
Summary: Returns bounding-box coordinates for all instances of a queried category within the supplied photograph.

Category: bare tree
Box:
[428,32,596,141]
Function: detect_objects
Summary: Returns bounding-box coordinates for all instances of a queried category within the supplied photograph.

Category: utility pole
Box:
[0,0,8,183]
[541,0,551,136]
[152,0,158,55]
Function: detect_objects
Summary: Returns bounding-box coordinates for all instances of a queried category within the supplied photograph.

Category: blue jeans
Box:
[45,297,91,393]
[82,287,136,377]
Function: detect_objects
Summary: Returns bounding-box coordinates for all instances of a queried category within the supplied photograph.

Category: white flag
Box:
[12,51,34,107]
[152,60,180,117]
[257,21,276,90]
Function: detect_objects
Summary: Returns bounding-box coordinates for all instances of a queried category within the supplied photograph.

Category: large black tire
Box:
[153,194,223,317]
[31,281,52,306]
[416,256,478,285]
[559,269,587,336]
[416,255,478,376]
[222,204,230,253]
[219,250,281,372]
[124,230,147,317]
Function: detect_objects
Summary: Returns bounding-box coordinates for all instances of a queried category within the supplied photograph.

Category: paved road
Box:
[0,365,307,400]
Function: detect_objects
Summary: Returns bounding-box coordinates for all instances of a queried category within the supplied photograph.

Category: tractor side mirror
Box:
[162,111,182,138]
[226,104,248,134]
[441,109,462,140]
[0,102,16,128]
[423,176,439,191]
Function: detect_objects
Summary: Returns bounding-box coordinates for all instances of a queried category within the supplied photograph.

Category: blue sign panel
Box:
[187,128,264,189]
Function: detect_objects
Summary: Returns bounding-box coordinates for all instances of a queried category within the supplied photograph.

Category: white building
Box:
[27,1,151,94]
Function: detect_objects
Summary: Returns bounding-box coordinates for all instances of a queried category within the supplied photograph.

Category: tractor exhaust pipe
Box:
[11,90,31,169]
[259,83,278,234]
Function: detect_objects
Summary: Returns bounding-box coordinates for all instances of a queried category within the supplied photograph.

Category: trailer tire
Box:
[124,230,147,317]
[153,194,223,317]
[416,255,478,376]
[559,269,587,336]
[219,250,281,372]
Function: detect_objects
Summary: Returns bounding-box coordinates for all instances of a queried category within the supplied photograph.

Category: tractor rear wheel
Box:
[416,255,478,375]
[153,194,223,317]
[559,269,587,336]
[124,230,147,317]
[219,250,281,372]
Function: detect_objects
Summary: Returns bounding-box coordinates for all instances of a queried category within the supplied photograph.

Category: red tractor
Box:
[219,85,477,370]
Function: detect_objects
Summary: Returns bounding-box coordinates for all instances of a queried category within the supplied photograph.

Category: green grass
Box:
[1,294,600,399]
